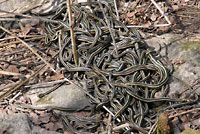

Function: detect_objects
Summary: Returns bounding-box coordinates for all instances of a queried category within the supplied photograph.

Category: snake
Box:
[36,1,200,134]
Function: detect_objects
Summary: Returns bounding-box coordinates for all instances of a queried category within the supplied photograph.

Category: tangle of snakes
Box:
[43,1,198,134]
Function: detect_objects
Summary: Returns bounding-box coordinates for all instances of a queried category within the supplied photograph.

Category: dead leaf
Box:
[7,65,19,74]
[157,26,170,34]
[130,18,139,25]
[127,12,135,18]
[48,49,57,57]
[163,6,169,12]
[171,117,180,125]
[181,114,188,122]
[44,122,54,131]
[169,16,176,24]
[19,24,32,37]
[151,14,157,21]
[172,5,179,11]
[50,70,64,81]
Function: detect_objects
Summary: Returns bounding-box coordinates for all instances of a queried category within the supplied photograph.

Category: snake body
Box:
[40,1,199,134]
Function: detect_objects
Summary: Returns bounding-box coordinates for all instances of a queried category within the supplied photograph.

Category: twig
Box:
[0,0,7,4]
[67,0,78,66]
[0,25,55,72]
[58,30,62,51]
[0,51,59,101]
[113,122,148,134]
[107,114,112,134]
[176,14,200,19]
[0,9,60,23]
[64,78,117,123]
[0,36,45,47]
[0,83,16,91]
[0,70,23,77]
[113,0,119,21]
[65,78,99,103]
[0,17,20,21]
[0,34,43,41]
[148,119,158,134]
[115,24,171,28]
[169,108,200,119]
[132,0,141,10]
[37,82,67,98]
[115,0,171,28]
[150,0,171,25]
[9,91,22,103]
[25,79,68,88]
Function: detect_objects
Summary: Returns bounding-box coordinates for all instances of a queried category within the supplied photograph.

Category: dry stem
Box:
[0,70,23,77]
[0,51,59,101]
[67,0,78,66]
[0,25,55,72]
[113,122,148,134]
[169,108,200,119]
[0,36,44,47]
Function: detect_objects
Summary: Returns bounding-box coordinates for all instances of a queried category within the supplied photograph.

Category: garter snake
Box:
[40,1,199,134]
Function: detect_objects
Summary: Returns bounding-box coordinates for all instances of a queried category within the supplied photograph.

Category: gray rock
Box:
[146,34,200,95]
[0,0,65,26]
[0,113,60,134]
[25,82,91,111]
[0,0,64,15]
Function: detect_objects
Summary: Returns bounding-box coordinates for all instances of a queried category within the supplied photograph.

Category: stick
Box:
[0,70,24,77]
[0,51,59,101]
[0,25,55,72]
[115,24,171,28]
[0,36,44,47]
[115,0,171,29]
[169,108,200,119]
[150,0,171,25]
[113,122,148,134]
[67,0,78,66]
[113,0,119,21]
[107,114,112,134]
[37,82,67,98]
[148,120,158,134]
[25,79,68,88]
[0,83,15,91]
[0,9,60,23]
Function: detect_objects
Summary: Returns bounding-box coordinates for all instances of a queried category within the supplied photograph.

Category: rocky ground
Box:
[0,0,199,134]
